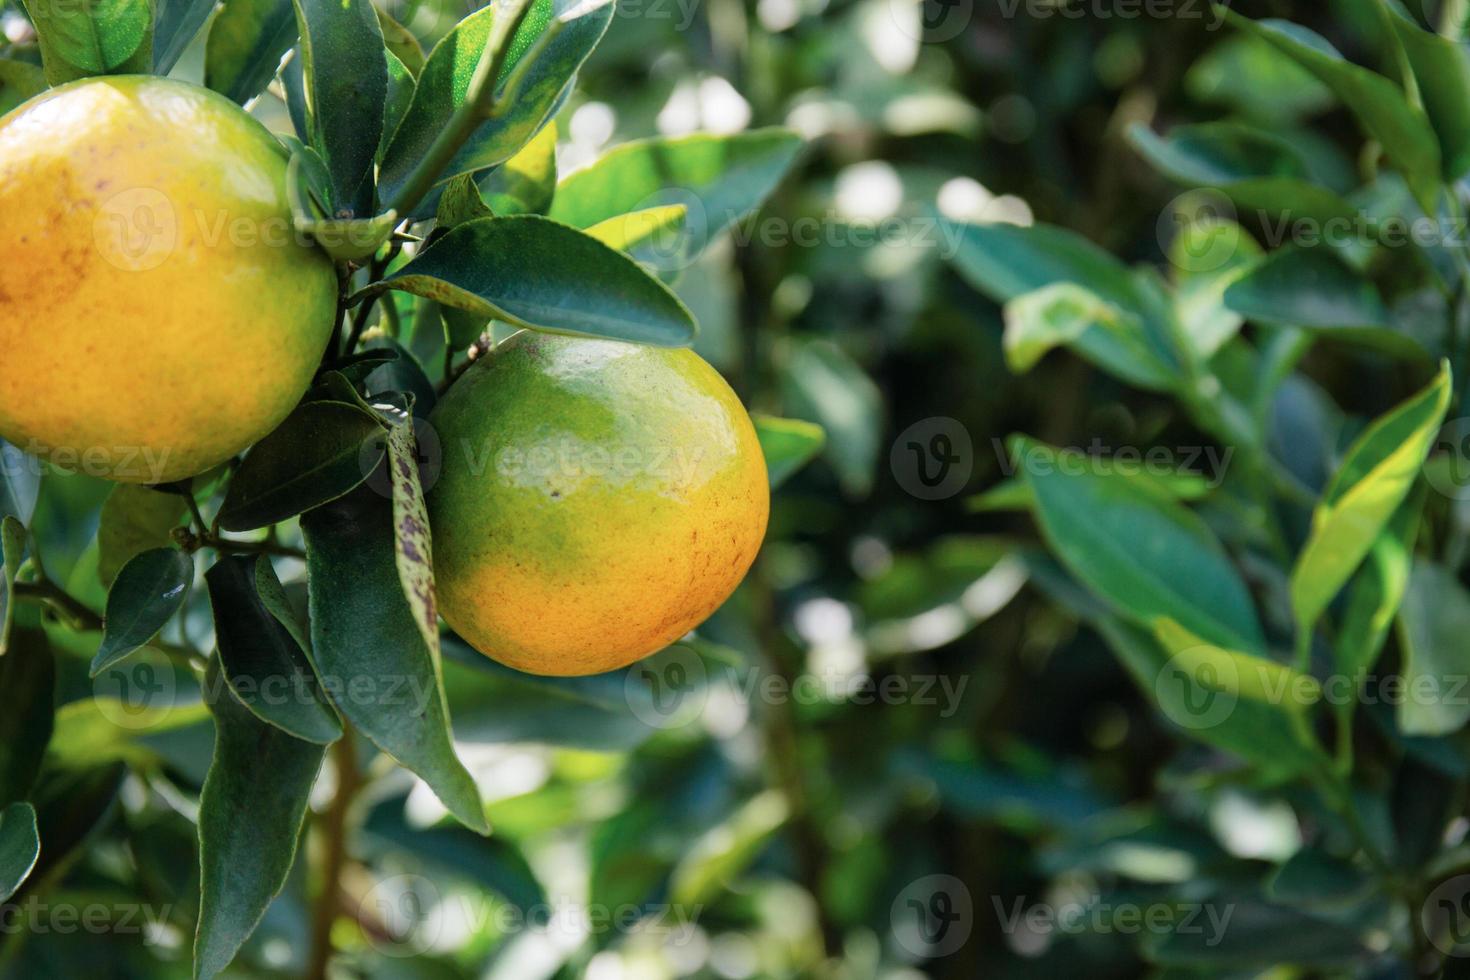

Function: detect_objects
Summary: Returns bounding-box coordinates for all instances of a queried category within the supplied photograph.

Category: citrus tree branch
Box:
[383,0,541,221]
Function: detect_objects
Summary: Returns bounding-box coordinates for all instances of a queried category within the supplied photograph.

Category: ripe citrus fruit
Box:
[428,333,769,676]
[0,76,337,484]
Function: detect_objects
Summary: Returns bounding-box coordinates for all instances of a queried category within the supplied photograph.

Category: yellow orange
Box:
[0,76,337,484]
[428,332,769,675]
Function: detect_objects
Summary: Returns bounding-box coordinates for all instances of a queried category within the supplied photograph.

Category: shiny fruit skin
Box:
[0,76,337,484]
[428,332,769,676]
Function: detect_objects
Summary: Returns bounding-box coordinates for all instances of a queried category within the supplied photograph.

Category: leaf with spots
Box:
[387,414,439,660]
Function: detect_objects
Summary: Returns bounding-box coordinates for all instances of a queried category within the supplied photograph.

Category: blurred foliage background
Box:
[4,0,1452,978]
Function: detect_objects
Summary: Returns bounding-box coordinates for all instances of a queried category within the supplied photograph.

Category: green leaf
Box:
[1143,894,1367,967]
[1013,436,1265,654]
[0,440,39,526]
[0,626,54,809]
[442,639,657,751]
[284,143,400,261]
[1335,483,1426,680]
[947,221,1178,390]
[363,795,544,908]
[753,415,825,489]
[479,118,557,216]
[1382,2,1470,180]
[1290,363,1451,628]
[377,6,424,76]
[1268,847,1375,910]
[550,129,803,258]
[0,60,47,115]
[377,0,613,210]
[1224,13,1442,208]
[92,548,193,678]
[301,481,487,833]
[291,0,388,215]
[1129,122,1364,234]
[585,204,689,255]
[194,657,326,980]
[1097,617,1315,777]
[1152,618,1319,712]
[205,555,342,745]
[970,467,1214,514]
[1223,246,1425,358]
[0,516,25,655]
[205,0,297,104]
[97,484,187,589]
[437,173,495,229]
[1002,281,1160,378]
[1397,561,1470,736]
[779,338,882,497]
[669,790,788,906]
[218,400,388,532]
[385,413,438,658]
[381,48,416,158]
[22,0,152,85]
[364,215,697,346]
[152,0,216,73]
[0,802,39,903]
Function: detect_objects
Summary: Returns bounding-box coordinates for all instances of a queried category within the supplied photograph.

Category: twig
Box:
[306,733,360,980]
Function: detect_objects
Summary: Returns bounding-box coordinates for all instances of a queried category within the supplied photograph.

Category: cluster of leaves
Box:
[942,1,1470,974]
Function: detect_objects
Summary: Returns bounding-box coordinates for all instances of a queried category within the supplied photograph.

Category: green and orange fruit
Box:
[428,332,769,676]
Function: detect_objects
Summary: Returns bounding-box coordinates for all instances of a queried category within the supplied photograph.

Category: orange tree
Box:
[0,0,814,976]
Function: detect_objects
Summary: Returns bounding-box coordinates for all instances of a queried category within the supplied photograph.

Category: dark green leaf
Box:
[1224,13,1441,208]
[1223,246,1425,358]
[378,0,613,210]
[1268,848,1374,910]
[1012,436,1265,654]
[550,129,802,259]
[152,0,216,73]
[947,221,1178,390]
[0,516,25,655]
[206,555,342,745]
[219,400,388,532]
[291,0,388,215]
[363,795,544,909]
[366,215,697,346]
[96,483,186,589]
[194,657,326,980]
[437,174,496,229]
[0,802,39,903]
[22,0,152,84]
[301,480,487,833]
[0,625,54,808]
[753,414,825,489]
[205,0,298,104]
[92,548,193,677]
[1383,3,1470,180]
